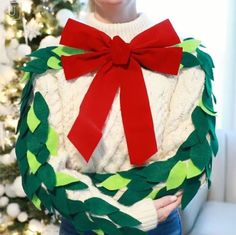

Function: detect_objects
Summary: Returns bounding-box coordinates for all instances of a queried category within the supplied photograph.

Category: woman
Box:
[59,0,183,234]
[15,0,217,234]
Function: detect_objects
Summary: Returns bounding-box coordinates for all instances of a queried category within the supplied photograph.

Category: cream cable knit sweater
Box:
[34,12,206,232]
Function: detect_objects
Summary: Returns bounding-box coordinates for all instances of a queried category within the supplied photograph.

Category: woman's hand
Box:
[154,191,183,223]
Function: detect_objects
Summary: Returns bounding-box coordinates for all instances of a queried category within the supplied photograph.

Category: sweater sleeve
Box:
[160,66,208,185]
[33,69,158,232]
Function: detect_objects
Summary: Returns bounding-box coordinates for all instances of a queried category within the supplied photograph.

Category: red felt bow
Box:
[60,18,183,166]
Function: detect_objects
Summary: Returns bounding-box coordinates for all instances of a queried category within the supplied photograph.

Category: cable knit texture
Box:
[34,12,207,232]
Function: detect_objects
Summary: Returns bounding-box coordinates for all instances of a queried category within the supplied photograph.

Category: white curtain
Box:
[137,0,235,130]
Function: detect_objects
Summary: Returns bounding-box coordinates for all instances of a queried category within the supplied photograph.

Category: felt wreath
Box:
[15,38,218,235]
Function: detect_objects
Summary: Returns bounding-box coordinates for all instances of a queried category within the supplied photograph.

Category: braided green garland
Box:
[15,38,218,234]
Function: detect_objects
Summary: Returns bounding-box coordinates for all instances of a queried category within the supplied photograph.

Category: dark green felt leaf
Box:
[84,197,118,215]
[37,187,53,213]
[108,211,141,227]
[28,46,57,59]
[118,189,152,206]
[37,147,50,164]
[18,157,29,176]
[190,139,212,170]
[137,157,177,182]
[181,178,201,210]
[51,188,70,216]
[119,227,147,235]
[97,186,118,197]
[37,163,56,190]
[34,92,49,121]
[192,107,209,140]
[181,52,200,68]
[72,213,98,232]
[127,179,154,191]
[67,199,87,215]
[63,181,88,190]
[91,216,122,235]
[22,174,41,199]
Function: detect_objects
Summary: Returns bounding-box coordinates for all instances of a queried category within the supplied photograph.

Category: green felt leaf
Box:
[137,157,178,183]
[190,139,212,170]
[64,181,88,190]
[32,194,41,210]
[27,105,41,133]
[186,159,203,179]
[51,188,70,216]
[119,227,147,235]
[37,147,50,164]
[52,46,84,56]
[166,160,186,190]
[85,197,118,215]
[37,163,56,190]
[26,150,41,174]
[73,213,98,232]
[118,188,152,206]
[47,56,62,69]
[20,72,31,83]
[34,92,49,121]
[181,178,201,210]
[22,174,41,199]
[198,98,217,116]
[177,39,201,53]
[91,216,122,235]
[180,131,199,149]
[92,229,105,235]
[145,188,162,199]
[37,187,53,213]
[108,211,141,227]
[192,107,209,140]
[181,52,200,68]
[46,127,59,156]
[97,186,118,197]
[55,172,80,187]
[127,179,154,191]
[67,199,87,214]
[100,173,131,190]
[27,132,43,155]
[27,46,57,58]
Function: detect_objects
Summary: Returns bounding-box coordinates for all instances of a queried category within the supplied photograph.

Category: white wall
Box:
[137,0,235,130]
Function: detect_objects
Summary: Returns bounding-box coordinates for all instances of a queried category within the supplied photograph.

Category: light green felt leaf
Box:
[55,172,80,187]
[166,160,186,190]
[27,105,41,133]
[47,56,62,69]
[93,229,105,235]
[32,194,41,210]
[145,188,162,199]
[186,159,203,179]
[27,150,41,174]
[100,174,131,190]
[177,39,201,53]
[52,46,83,56]
[198,98,217,116]
[20,72,31,83]
[46,127,59,156]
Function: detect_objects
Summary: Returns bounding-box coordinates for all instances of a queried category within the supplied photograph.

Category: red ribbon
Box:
[60,18,183,166]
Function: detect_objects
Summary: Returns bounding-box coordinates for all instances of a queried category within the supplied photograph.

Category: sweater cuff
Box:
[127,198,158,232]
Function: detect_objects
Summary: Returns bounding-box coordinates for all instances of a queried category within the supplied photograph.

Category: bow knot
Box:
[111,36,131,66]
[60,18,183,166]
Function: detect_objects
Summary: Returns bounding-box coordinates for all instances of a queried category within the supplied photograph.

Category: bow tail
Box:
[120,59,158,165]
[67,62,120,162]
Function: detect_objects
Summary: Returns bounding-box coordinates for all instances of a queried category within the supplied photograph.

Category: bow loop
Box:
[59,18,183,165]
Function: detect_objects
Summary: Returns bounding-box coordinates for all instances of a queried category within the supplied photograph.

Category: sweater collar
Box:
[83,12,152,42]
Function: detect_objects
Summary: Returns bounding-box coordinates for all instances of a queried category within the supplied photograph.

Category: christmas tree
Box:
[0,1,85,234]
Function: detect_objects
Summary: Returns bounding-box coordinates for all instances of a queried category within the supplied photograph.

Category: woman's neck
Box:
[93,1,138,23]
